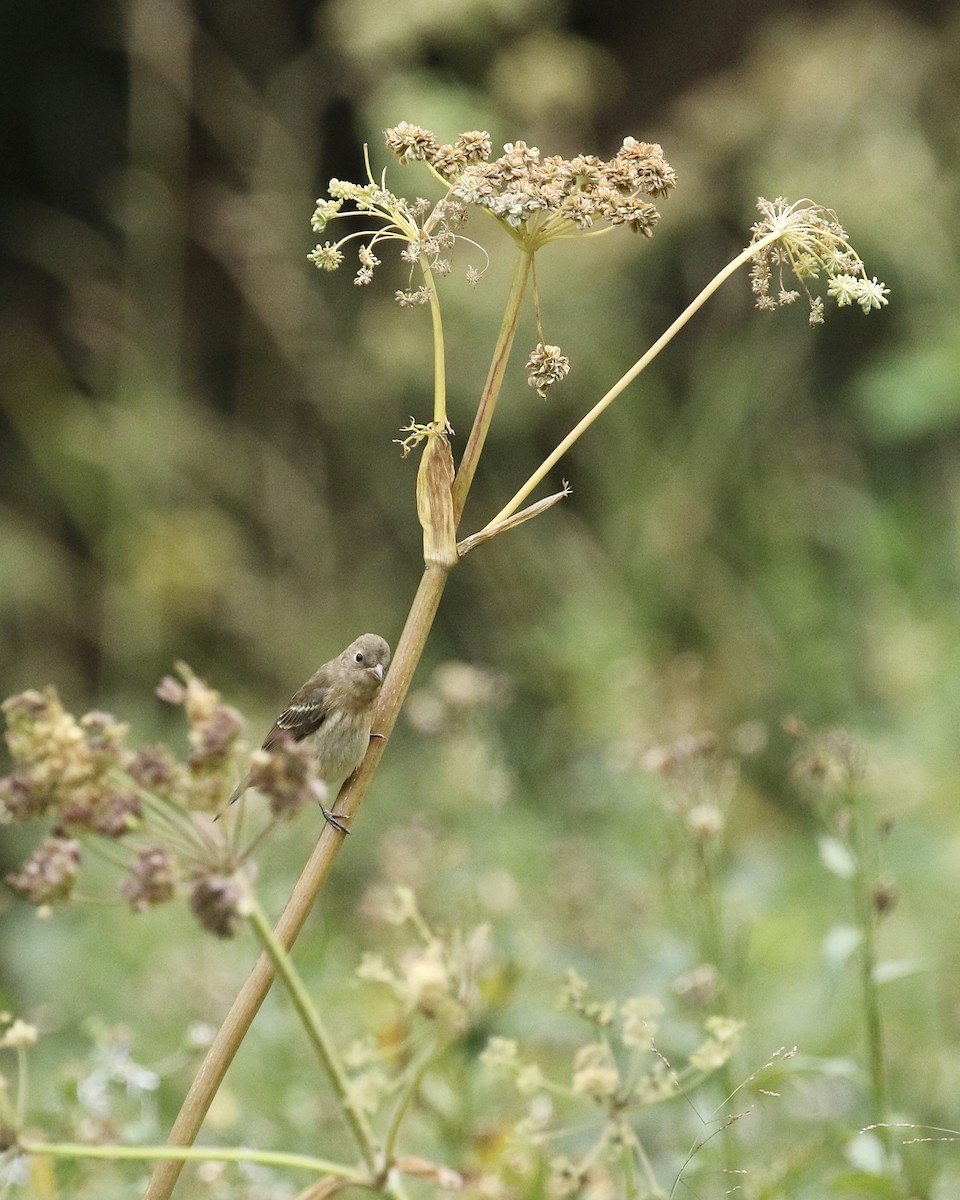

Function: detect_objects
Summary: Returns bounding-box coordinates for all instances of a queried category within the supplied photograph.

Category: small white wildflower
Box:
[307,242,344,271]
[827,273,860,307]
[516,1064,545,1095]
[689,1036,731,1072]
[347,1068,390,1115]
[571,1042,619,1101]
[356,952,399,987]
[342,1035,379,1069]
[358,245,381,269]
[621,995,663,1049]
[480,1036,519,1069]
[311,198,343,232]
[857,276,891,313]
[559,968,589,1009]
[548,1155,583,1199]
[400,941,452,1016]
[384,885,419,926]
[686,803,725,839]
[0,1018,38,1049]
[395,286,432,307]
[689,1016,744,1071]
[640,1059,679,1099]
[705,1015,745,1043]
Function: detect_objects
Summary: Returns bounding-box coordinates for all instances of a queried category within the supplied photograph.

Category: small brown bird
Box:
[226,633,391,829]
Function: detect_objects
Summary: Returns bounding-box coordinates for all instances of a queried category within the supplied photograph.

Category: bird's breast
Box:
[305,707,374,782]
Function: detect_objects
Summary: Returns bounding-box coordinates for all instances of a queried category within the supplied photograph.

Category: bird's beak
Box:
[371,663,385,683]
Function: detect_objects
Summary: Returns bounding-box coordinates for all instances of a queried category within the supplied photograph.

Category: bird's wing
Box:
[262,686,329,749]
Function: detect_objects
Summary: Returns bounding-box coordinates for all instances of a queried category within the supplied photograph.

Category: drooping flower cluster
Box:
[525,343,571,400]
[0,668,323,936]
[749,196,890,325]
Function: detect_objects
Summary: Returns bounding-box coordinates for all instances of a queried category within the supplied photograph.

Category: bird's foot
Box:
[321,805,351,834]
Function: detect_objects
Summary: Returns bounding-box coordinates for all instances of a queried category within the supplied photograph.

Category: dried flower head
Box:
[0,688,126,822]
[790,725,867,804]
[526,343,570,400]
[248,732,325,818]
[188,871,246,939]
[6,836,82,903]
[671,963,720,1009]
[1,664,267,938]
[419,133,676,249]
[121,847,179,913]
[308,127,675,309]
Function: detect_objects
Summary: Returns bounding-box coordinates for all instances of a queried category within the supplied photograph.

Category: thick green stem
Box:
[381,1041,443,1168]
[451,252,532,523]
[244,896,380,1170]
[143,565,450,1200]
[23,1140,361,1180]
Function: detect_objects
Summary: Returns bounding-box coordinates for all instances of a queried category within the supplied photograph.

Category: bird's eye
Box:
[354,652,365,664]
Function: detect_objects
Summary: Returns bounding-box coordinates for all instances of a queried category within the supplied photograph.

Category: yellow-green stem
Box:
[421,259,447,427]
[244,895,380,1169]
[478,233,779,533]
[143,565,450,1200]
[381,1041,443,1168]
[21,1139,362,1180]
[451,252,532,523]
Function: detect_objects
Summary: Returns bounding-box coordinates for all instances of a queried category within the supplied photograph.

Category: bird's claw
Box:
[321,805,351,834]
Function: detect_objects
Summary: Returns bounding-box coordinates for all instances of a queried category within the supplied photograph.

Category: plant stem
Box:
[850,797,889,1133]
[22,1139,362,1180]
[143,565,450,1200]
[244,895,380,1170]
[381,1040,443,1168]
[420,258,447,427]
[477,233,778,533]
[451,252,532,523]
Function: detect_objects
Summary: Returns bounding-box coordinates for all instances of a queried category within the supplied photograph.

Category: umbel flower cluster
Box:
[476,967,791,1199]
[308,124,676,403]
[748,196,890,325]
[0,672,321,937]
[310,124,676,283]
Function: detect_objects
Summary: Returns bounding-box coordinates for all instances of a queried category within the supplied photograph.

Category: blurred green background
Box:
[3,0,960,1195]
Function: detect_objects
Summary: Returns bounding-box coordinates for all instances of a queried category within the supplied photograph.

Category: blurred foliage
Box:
[3,0,960,1196]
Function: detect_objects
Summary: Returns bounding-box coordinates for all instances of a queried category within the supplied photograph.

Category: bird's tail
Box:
[213,773,250,821]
